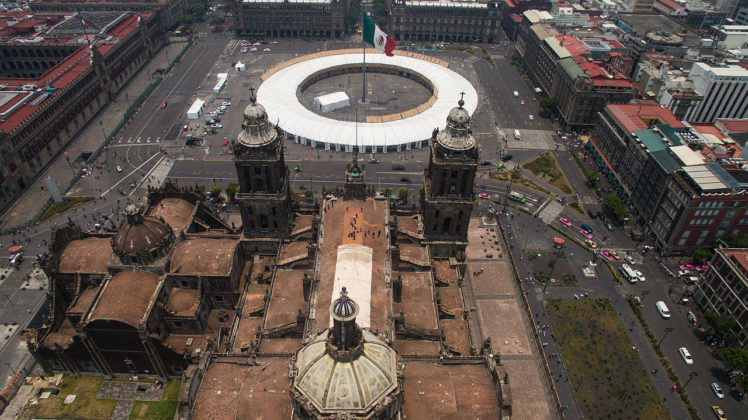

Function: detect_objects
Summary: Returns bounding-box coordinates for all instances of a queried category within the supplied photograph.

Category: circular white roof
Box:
[257,52,477,147]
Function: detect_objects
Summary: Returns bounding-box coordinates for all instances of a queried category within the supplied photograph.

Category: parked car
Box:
[584,239,597,249]
[501,154,513,161]
[161,101,167,108]
[580,229,593,239]
[655,301,671,318]
[392,164,405,170]
[711,405,726,420]
[369,158,380,163]
[624,254,635,265]
[605,221,613,231]
[400,177,412,183]
[678,269,692,277]
[581,223,592,232]
[711,382,725,399]
[558,217,572,227]
[635,270,645,282]
[678,347,693,365]
[587,208,597,219]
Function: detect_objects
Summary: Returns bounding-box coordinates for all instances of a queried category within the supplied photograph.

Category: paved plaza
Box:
[465,219,554,420]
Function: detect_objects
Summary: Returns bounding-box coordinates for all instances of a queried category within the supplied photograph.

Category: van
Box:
[655,301,671,319]
[513,91,519,97]
[685,276,699,284]
[513,129,521,140]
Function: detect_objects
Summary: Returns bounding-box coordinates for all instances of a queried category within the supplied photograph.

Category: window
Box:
[215,295,225,302]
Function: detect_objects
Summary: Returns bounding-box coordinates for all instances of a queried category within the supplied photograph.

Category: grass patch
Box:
[489,171,552,197]
[568,202,584,214]
[526,249,577,286]
[547,298,669,420]
[40,196,93,221]
[20,376,116,419]
[130,380,181,420]
[523,153,573,194]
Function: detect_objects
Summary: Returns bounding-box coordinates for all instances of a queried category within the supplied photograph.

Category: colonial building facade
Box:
[0,11,166,212]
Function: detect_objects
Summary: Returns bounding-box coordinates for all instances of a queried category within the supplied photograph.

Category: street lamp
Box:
[64,155,76,176]
[543,249,564,294]
[658,327,674,346]
[683,371,698,388]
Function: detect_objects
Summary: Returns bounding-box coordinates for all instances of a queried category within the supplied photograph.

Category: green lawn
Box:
[129,380,181,420]
[568,202,584,214]
[489,171,552,197]
[21,376,116,419]
[546,298,670,419]
[523,153,573,194]
[40,196,94,221]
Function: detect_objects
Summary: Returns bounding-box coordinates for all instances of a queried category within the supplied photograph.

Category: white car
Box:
[711,382,724,399]
[624,255,635,265]
[678,347,693,365]
[677,269,692,277]
[212,124,223,129]
[635,270,645,282]
[529,114,534,120]
[263,48,271,52]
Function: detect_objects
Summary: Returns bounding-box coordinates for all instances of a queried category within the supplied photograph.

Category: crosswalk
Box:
[115,136,161,145]
[500,128,565,151]
[580,195,597,205]
[535,199,564,224]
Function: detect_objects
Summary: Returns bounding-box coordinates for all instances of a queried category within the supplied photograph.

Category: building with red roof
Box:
[0,11,166,211]
[28,0,189,29]
[516,21,635,128]
[695,245,748,349]
[591,102,748,251]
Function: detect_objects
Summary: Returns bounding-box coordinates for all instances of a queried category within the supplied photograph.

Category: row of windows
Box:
[689,218,715,226]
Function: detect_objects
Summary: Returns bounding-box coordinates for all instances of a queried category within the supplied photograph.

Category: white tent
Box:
[313,91,350,112]
[187,98,205,120]
[235,61,245,71]
[213,73,228,93]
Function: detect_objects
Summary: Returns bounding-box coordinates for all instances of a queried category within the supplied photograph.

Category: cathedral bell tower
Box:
[233,90,292,238]
[421,95,478,259]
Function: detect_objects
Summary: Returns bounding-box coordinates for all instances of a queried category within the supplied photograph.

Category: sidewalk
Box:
[0,41,190,232]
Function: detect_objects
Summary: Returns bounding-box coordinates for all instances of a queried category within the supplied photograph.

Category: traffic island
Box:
[546,297,669,419]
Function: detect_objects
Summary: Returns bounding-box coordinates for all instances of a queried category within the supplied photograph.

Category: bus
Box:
[619,263,638,283]
[508,191,526,203]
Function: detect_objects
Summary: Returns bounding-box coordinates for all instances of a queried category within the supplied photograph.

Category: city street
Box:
[1,26,745,420]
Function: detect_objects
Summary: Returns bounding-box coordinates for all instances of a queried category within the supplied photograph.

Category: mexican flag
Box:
[363,13,397,57]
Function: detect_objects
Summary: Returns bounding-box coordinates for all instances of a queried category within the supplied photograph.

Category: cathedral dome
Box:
[236,93,278,148]
[290,289,402,418]
[435,97,475,151]
[112,204,174,265]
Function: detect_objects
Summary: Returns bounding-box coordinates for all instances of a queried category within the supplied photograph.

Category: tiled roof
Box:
[88,271,161,328]
[607,103,683,132]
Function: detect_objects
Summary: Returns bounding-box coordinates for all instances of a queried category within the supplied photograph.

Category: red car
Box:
[161,101,167,108]
[558,217,572,226]
[580,229,593,239]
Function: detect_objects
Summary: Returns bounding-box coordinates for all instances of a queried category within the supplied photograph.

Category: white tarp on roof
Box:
[258,52,477,148]
[234,61,245,71]
[187,98,205,120]
[314,91,349,112]
[331,244,372,328]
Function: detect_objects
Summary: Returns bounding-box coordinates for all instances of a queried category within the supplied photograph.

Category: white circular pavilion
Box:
[257,50,478,153]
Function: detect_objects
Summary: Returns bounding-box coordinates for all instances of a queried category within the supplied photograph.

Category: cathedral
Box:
[27,93,512,419]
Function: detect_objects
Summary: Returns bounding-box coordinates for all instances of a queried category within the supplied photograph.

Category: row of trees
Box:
[704,309,748,389]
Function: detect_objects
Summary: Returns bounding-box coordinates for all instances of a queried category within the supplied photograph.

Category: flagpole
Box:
[362,16,367,104]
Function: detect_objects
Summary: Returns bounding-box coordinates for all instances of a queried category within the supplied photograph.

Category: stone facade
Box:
[422,99,478,259]
[388,0,502,44]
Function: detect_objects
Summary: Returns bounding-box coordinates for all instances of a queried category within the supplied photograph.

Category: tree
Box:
[604,195,628,221]
[722,347,748,388]
[398,188,410,201]
[225,182,239,201]
[704,310,736,339]
[344,0,361,32]
[584,170,599,187]
[305,189,314,199]
[179,14,196,25]
[538,97,557,111]
[210,16,223,26]
[693,245,715,264]
[209,185,222,197]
